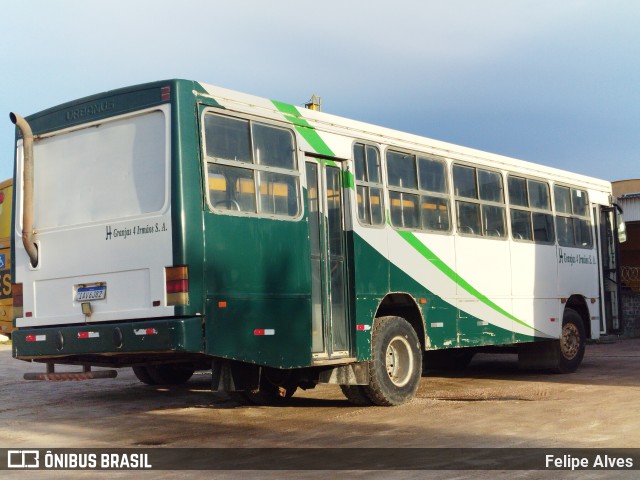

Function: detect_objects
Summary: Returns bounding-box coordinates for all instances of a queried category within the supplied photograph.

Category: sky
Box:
[0,0,638,182]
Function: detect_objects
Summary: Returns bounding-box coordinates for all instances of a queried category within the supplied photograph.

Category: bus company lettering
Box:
[65,101,115,122]
[558,248,596,266]
[105,223,167,241]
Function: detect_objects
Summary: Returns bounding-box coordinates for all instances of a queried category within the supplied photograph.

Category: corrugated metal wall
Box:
[617,197,640,223]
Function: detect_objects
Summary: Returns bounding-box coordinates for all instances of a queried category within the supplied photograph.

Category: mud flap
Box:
[211,359,260,392]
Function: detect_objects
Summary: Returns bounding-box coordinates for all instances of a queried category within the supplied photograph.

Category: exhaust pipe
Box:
[10,112,38,267]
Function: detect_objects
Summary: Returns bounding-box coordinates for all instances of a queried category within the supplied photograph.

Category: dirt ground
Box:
[1,338,639,479]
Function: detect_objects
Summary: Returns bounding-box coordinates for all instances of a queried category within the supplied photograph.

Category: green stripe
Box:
[397,230,542,334]
[272,100,335,157]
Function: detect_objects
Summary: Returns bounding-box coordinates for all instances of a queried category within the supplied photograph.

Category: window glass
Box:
[556,216,573,246]
[259,171,298,216]
[483,205,506,237]
[208,163,256,213]
[508,176,528,207]
[511,210,533,241]
[532,212,554,243]
[528,180,550,210]
[204,113,300,218]
[555,185,591,248]
[369,187,384,225]
[354,144,366,182]
[453,165,477,199]
[418,156,447,193]
[205,115,251,163]
[554,186,572,214]
[366,146,381,183]
[572,189,588,216]
[387,150,450,232]
[387,151,417,189]
[252,123,295,169]
[389,191,419,228]
[509,177,554,244]
[354,143,384,226]
[421,195,450,231]
[478,170,503,203]
[575,219,592,247]
[457,201,481,235]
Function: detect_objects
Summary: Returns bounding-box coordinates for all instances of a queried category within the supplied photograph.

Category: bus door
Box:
[305,157,350,361]
[598,206,622,334]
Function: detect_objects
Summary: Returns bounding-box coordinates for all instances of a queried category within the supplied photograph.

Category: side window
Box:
[386,150,450,232]
[204,113,300,218]
[554,185,592,248]
[453,165,505,238]
[508,176,555,244]
[353,143,384,226]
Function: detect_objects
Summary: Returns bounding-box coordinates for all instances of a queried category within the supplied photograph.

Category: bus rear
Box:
[0,178,13,338]
[10,81,206,376]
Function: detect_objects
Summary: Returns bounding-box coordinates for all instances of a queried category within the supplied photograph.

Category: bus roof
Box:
[19,79,612,193]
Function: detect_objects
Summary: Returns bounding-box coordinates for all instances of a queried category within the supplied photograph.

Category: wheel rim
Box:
[385,335,414,387]
[561,322,580,360]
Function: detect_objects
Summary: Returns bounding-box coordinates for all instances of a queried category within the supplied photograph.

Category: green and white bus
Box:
[10,80,624,405]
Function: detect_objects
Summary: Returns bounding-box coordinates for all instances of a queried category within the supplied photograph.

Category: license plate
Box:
[76,285,106,301]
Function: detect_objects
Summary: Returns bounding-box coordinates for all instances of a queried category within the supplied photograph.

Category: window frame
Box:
[507,175,555,245]
[201,109,303,221]
[385,148,452,234]
[553,183,593,249]
[452,163,507,240]
[353,141,386,228]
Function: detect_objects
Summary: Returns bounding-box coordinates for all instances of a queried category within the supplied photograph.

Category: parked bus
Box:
[9,80,624,405]
[0,178,13,338]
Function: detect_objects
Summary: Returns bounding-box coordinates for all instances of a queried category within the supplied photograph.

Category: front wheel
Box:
[363,316,422,406]
[557,308,586,373]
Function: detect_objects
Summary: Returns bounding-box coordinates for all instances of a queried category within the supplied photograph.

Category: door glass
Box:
[326,166,347,352]
[305,163,324,353]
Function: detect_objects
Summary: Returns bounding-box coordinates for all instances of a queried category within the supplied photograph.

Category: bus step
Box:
[24,364,118,381]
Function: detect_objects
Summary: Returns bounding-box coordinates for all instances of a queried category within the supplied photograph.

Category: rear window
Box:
[32,109,168,229]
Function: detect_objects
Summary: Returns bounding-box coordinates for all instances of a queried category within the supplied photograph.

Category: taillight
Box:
[12,283,23,318]
[165,266,188,306]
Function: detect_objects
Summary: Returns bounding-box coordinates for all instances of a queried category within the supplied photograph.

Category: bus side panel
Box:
[350,230,387,361]
[203,215,312,368]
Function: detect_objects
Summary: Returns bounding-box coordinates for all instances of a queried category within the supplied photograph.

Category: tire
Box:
[132,366,157,385]
[557,308,586,373]
[363,316,422,406]
[517,307,586,372]
[340,385,374,406]
[230,373,297,406]
[146,364,195,385]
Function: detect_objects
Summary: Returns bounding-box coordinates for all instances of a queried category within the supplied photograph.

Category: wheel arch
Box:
[565,295,591,338]
[374,292,426,352]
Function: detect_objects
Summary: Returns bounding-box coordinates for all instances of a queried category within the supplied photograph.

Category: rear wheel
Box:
[132,366,156,385]
[340,385,374,406]
[133,364,195,385]
[363,316,422,406]
[228,370,297,405]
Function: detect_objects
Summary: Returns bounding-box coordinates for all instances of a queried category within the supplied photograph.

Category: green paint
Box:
[342,170,355,189]
[396,230,544,335]
[272,100,335,157]
[13,318,205,359]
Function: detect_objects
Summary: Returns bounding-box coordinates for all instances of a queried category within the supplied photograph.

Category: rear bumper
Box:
[12,317,205,361]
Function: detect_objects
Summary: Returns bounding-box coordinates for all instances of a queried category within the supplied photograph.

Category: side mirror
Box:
[618,216,627,243]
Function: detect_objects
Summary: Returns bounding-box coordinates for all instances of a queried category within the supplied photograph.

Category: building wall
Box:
[622,291,640,337]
